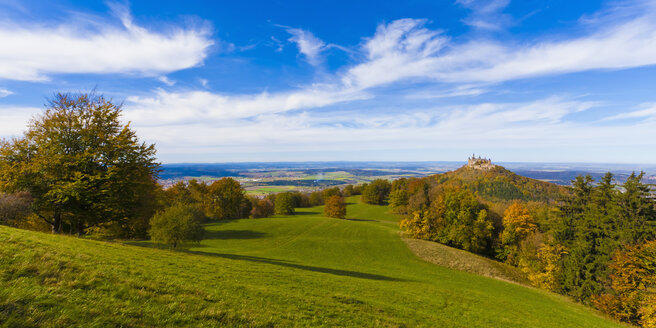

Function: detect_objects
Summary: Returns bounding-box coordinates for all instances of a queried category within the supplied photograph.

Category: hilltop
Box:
[428,164,567,203]
[0,197,620,327]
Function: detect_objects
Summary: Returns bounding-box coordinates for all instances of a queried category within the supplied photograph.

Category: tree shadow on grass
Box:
[292,210,321,216]
[186,250,408,282]
[345,218,377,222]
[203,229,267,240]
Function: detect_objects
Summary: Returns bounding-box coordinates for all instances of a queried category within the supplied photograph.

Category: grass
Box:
[402,237,529,285]
[0,197,622,327]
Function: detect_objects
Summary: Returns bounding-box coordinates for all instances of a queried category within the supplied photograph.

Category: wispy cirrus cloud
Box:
[456,0,512,30]
[602,103,656,121]
[0,88,12,97]
[0,5,214,81]
[345,8,656,85]
[124,86,369,125]
[285,28,327,65]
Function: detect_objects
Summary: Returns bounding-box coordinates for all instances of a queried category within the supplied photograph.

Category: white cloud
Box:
[343,8,656,86]
[456,0,512,30]
[0,88,12,97]
[286,28,326,65]
[602,103,656,121]
[404,85,488,99]
[0,7,213,81]
[124,87,369,125]
[0,106,41,137]
[342,18,449,89]
[158,76,176,86]
[449,16,656,82]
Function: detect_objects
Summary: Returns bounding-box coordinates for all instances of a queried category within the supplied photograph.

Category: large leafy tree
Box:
[0,92,160,234]
[500,202,538,264]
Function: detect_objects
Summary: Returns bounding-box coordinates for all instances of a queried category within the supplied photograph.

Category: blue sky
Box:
[1,0,656,163]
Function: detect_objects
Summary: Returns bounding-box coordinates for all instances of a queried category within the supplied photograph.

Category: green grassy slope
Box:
[1,197,620,327]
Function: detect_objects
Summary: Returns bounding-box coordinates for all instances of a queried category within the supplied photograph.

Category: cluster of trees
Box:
[550,173,655,326]
[165,178,251,220]
[400,187,495,254]
[398,170,656,327]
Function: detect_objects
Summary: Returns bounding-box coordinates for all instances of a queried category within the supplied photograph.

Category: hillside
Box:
[0,197,621,327]
[429,165,567,202]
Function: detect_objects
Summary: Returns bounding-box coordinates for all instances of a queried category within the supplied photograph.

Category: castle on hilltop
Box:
[467,154,495,170]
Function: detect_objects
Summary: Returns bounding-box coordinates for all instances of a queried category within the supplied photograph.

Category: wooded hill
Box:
[428,165,567,203]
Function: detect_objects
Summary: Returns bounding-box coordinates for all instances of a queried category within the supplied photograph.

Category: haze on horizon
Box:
[1,0,656,164]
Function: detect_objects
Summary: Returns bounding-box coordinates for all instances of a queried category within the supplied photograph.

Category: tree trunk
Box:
[77,222,84,237]
[52,211,61,234]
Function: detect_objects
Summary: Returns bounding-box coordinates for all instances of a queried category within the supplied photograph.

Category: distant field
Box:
[0,197,621,327]
[245,186,298,196]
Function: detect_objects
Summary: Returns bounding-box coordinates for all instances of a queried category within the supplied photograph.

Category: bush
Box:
[324,195,346,219]
[149,204,205,248]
